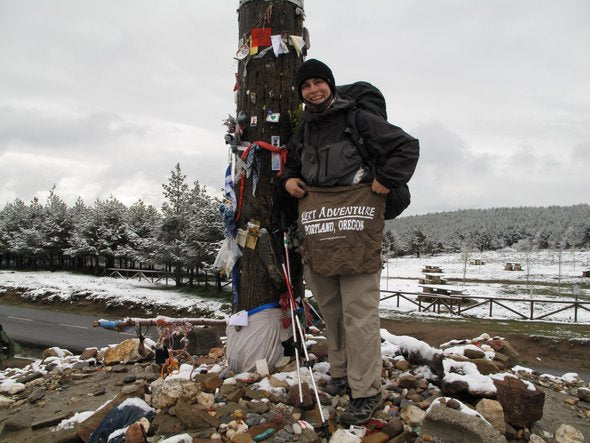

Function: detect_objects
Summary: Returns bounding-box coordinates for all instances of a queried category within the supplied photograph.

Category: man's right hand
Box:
[285,178,307,198]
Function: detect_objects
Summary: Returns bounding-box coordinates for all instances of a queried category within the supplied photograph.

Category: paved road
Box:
[0,303,136,353]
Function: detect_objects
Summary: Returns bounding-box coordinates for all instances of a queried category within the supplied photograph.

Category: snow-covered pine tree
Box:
[8,197,45,269]
[181,181,224,285]
[160,163,191,285]
[41,187,72,269]
[126,199,162,270]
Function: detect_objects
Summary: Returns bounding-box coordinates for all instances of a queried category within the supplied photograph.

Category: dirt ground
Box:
[2,291,589,375]
[1,296,590,441]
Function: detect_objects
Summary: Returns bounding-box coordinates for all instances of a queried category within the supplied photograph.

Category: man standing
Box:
[283,59,419,426]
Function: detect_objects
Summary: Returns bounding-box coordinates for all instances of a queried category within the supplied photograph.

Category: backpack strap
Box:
[344,107,375,175]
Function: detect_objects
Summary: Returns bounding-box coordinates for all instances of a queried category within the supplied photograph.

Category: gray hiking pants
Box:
[309,269,382,398]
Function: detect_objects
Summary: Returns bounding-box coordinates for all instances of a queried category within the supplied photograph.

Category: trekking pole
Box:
[287,270,306,417]
[281,262,330,438]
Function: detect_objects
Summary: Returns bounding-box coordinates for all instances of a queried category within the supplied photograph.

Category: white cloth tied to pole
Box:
[225,308,290,373]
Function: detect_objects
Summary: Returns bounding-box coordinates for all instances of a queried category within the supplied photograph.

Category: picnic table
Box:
[418,284,467,297]
[422,265,443,273]
[504,262,522,271]
[419,273,447,285]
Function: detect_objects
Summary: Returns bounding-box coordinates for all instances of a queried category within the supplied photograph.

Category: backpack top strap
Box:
[345,107,373,168]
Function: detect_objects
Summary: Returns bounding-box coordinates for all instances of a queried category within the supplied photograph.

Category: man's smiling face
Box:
[301,77,331,105]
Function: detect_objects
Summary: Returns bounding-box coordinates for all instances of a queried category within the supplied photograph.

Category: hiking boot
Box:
[322,376,351,396]
[338,392,383,426]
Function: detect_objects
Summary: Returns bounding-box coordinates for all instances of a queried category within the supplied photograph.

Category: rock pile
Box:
[0,330,588,443]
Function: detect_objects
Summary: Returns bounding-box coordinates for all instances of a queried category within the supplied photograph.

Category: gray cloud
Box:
[0,106,144,151]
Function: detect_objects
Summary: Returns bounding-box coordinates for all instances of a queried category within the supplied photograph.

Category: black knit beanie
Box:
[295,59,336,102]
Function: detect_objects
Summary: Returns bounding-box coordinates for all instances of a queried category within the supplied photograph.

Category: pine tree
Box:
[41,187,72,269]
[126,199,162,269]
[160,163,191,285]
[182,181,224,279]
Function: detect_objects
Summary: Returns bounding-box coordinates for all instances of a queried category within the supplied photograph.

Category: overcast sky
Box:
[1,1,588,216]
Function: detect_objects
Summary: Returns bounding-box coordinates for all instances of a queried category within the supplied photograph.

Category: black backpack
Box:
[337,82,411,220]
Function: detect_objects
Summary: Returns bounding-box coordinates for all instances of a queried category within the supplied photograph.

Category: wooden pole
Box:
[234,0,304,311]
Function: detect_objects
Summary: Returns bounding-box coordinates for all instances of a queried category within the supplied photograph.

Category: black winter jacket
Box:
[282,97,419,190]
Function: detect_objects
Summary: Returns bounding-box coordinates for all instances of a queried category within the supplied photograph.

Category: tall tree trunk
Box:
[234,0,304,311]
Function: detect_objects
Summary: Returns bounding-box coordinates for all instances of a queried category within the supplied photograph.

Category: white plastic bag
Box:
[214,236,242,276]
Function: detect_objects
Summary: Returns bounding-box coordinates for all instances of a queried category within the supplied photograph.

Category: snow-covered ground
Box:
[1,249,589,323]
[379,250,590,323]
[0,270,228,318]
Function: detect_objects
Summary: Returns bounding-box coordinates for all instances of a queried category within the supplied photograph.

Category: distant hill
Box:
[384,204,590,255]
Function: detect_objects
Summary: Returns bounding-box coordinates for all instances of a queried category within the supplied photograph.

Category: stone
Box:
[32,413,70,430]
[398,374,417,389]
[150,412,186,435]
[400,404,425,426]
[28,388,45,403]
[463,348,486,359]
[121,384,142,395]
[232,432,254,443]
[244,388,268,400]
[287,382,314,410]
[123,375,137,384]
[302,407,324,428]
[496,340,520,366]
[476,399,506,434]
[197,391,215,409]
[274,356,292,371]
[125,417,150,443]
[93,387,106,396]
[151,378,201,409]
[42,347,73,358]
[493,376,544,428]
[0,382,25,395]
[184,327,222,356]
[382,417,404,438]
[492,352,510,368]
[246,400,270,414]
[208,347,225,359]
[394,360,412,371]
[446,399,461,410]
[406,393,424,403]
[554,423,584,443]
[361,431,389,443]
[269,375,290,389]
[390,431,417,443]
[4,414,30,431]
[174,397,220,429]
[15,371,44,384]
[201,374,223,393]
[225,387,246,404]
[80,347,99,360]
[441,379,469,395]
[235,372,260,384]
[0,395,15,408]
[103,338,154,365]
[329,428,361,443]
[577,387,590,402]
[529,434,547,443]
[469,358,502,375]
[421,403,507,443]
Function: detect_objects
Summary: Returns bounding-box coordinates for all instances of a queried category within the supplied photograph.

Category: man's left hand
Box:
[371,178,390,195]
